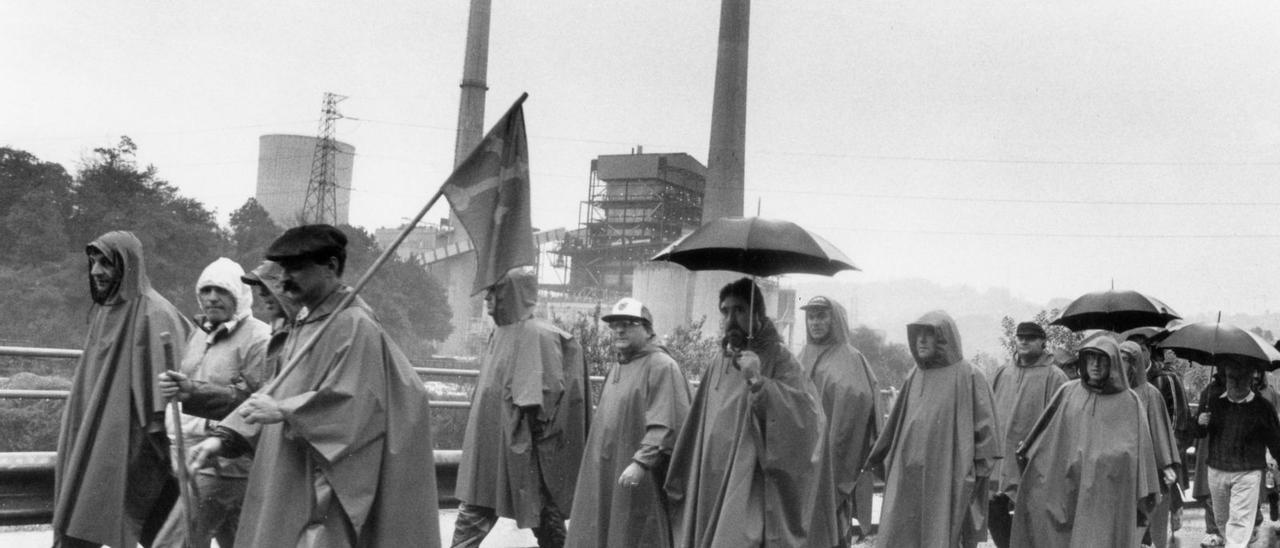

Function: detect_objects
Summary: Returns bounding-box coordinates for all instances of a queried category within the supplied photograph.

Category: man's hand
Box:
[1198,412,1211,426]
[617,462,646,488]
[158,371,193,401]
[1163,466,1178,485]
[188,437,223,474]
[238,393,284,424]
[737,350,761,386]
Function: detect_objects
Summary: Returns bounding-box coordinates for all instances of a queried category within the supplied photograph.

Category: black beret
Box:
[1016,321,1047,339]
[265,224,347,262]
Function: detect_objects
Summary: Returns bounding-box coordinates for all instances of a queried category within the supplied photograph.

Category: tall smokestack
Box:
[436,0,492,355]
[702,0,749,223]
[454,0,492,169]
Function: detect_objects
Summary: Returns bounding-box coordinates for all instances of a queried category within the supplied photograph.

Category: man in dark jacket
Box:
[1194,359,1280,548]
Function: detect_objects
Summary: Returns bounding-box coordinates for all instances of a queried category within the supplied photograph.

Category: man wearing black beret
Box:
[189,224,442,547]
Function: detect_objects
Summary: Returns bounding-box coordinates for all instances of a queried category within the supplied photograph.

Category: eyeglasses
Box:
[608,320,643,330]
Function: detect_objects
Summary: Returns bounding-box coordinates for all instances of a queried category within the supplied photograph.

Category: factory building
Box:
[553,151,706,298]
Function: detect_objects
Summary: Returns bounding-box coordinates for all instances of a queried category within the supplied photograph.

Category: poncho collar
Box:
[619,338,663,365]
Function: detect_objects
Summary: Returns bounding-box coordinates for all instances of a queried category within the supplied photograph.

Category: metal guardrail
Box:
[0,345,622,526]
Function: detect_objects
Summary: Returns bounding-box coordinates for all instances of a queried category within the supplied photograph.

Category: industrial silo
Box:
[254,134,354,227]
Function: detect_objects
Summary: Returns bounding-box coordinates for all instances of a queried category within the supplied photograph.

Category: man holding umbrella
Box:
[1193,358,1280,548]
[664,278,825,547]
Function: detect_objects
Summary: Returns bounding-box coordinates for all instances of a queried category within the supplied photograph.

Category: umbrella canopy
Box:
[1156,321,1280,371]
[1050,290,1180,333]
[650,217,858,277]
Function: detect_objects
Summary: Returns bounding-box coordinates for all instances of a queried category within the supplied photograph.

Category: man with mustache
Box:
[152,257,271,547]
[187,224,440,547]
[54,231,192,547]
[664,278,824,547]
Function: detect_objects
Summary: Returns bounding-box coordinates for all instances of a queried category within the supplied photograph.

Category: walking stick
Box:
[161,332,199,548]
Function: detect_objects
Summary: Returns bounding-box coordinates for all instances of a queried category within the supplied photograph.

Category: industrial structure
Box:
[254,134,354,227]
[552,151,706,297]
[302,92,349,225]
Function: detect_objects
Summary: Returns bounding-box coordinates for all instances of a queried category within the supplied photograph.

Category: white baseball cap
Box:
[602,297,653,326]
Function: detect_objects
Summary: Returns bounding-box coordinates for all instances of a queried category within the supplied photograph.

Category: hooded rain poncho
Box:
[1121,341,1181,548]
[219,286,440,547]
[456,270,589,526]
[567,340,692,548]
[54,231,193,547]
[1010,336,1160,548]
[865,310,1001,548]
[988,343,1068,502]
[797,299,881,545]
[664,318,825,548]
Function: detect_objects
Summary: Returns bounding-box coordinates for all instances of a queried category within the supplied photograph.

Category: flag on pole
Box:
[442,94,537,294]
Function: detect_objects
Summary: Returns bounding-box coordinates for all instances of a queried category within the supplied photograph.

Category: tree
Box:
[68,136,226,315]
[849,325,915,390]
[337,225,452,358]
[0,147,74,266]
[228,198,281,269]
[998,308,1082,361]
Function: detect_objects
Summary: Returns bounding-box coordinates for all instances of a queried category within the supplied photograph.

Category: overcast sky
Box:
[5,1,1280,318]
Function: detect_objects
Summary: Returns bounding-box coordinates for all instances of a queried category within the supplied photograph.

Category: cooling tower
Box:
[254,134,354,227]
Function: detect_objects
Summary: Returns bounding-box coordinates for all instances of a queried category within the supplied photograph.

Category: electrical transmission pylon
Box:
[302,92,348,225]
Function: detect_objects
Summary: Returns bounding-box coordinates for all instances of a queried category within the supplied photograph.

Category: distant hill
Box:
[785,277,1048,361]
[784,277,1280,363]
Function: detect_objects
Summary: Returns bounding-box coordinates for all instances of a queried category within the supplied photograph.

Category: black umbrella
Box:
[651,216,858,277]
[651,216,858,337]
[1156,321,1280,371]
[1050,290,1180,333]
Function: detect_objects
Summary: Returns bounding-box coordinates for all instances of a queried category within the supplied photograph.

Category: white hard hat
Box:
[602,297,653,326]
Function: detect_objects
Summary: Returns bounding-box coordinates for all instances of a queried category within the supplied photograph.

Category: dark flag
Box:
[442,94,536,294]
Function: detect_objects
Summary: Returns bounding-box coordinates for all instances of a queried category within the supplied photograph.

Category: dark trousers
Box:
[987,494,1013,548]
[450,502,566,548]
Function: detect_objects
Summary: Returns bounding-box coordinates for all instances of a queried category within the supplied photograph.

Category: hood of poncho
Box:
[196,257,254,320]
[907,310,964,368]
[1080,335,1129,394]
[805,297,851,346]
[86,231,151,305]
[489,269,537,326]
[1118,340,1152,389]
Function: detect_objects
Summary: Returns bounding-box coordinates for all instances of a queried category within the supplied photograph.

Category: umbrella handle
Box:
[748,275,756,341]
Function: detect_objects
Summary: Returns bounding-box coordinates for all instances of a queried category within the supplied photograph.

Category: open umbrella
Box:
[1156,321,1280,371]
[650,216,858,277]
[1051,290,1180,333]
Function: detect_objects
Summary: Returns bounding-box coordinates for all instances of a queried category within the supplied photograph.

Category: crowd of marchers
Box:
[47,225,1280,548]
